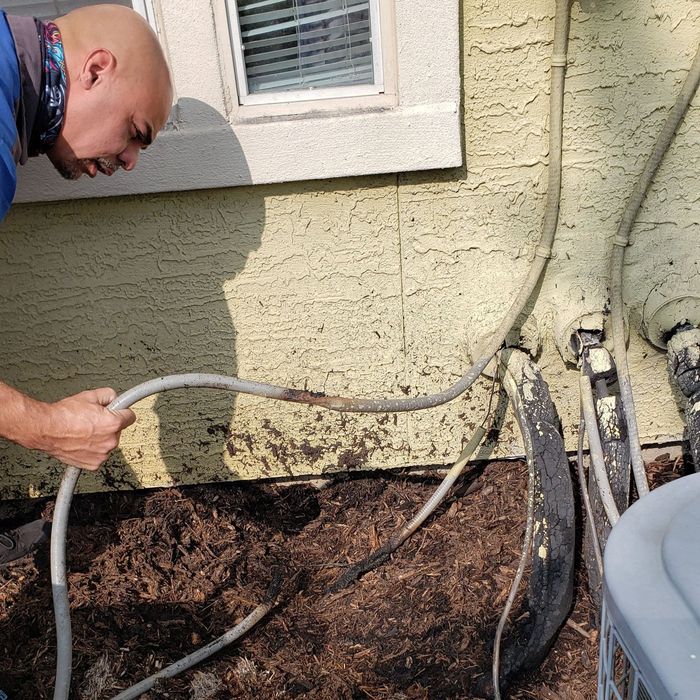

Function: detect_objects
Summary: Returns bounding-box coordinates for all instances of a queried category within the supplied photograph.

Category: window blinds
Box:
[2,0,132,21]
[234,0,376,94]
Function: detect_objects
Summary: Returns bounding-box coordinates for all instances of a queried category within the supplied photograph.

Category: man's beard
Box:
[55,157,121,180]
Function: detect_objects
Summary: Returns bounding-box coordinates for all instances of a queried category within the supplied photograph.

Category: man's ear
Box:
[80,48,116,89]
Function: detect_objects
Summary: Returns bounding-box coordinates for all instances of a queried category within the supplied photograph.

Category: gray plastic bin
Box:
[598,472,700,699]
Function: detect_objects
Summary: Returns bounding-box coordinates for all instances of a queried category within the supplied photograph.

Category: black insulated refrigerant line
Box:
[489,349,576,700]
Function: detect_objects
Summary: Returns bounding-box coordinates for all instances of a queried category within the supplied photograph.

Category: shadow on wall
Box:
[0,98,265,494]
[104,98,267,491]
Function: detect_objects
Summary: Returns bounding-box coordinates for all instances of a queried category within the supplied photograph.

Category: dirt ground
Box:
[0,453,685,699]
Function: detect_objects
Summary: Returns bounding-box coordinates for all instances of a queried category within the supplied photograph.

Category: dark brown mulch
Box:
[0,453,686,700]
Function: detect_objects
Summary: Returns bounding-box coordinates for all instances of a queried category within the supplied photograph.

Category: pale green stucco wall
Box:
[0,0,698,497]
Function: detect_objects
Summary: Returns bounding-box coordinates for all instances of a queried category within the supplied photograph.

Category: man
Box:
[0,4,173,564]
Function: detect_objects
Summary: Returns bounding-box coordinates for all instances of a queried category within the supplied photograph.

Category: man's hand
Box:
[0,382,136,470]
[27,388,136,470]
[39,388,136,469]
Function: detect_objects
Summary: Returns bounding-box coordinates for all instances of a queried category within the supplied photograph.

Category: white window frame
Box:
[132,0,159,27]
[3,0,157,25]
[227,0,385,106]
[14,0,462,203]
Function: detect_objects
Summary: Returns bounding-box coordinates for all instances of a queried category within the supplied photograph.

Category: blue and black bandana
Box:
[36,20,66,153]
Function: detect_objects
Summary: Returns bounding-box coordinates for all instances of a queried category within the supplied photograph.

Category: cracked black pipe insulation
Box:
[490,349,575,700]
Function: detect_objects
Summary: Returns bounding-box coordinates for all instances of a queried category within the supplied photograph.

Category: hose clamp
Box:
[551,55,568,67]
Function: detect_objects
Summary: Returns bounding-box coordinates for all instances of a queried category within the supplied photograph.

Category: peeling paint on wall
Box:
[0,0,698,497]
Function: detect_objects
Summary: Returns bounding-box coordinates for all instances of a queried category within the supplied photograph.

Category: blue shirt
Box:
[0,11,20,223]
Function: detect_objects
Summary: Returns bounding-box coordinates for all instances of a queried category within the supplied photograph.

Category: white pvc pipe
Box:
[576,413,604,579]
[579,375,620,526]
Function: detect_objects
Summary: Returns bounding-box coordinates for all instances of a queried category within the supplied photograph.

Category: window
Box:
[228,0,383,105]
[2,0,155,25]
[14,0,462,202]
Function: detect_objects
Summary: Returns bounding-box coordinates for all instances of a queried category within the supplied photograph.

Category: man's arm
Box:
[0,381,136,470]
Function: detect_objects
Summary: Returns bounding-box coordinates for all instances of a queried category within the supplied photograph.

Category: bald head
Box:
[47,4,173,180]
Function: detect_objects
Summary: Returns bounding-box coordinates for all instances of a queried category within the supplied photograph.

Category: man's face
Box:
[46,59,171,180]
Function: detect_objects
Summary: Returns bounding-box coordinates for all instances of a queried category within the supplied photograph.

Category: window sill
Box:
[14,100,462,202]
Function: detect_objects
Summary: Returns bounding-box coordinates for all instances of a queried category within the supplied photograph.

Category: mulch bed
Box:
[0,453,686,699]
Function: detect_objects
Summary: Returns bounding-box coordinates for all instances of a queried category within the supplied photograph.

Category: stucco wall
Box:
[0,0,698,497]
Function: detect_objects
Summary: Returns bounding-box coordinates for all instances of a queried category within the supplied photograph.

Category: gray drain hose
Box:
[51,376,299,699]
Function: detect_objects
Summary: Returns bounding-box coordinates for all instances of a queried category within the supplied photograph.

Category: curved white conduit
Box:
[610,41,700,499]
[110,599,275,700]
[492,364,536,700]
[50,0,573,694]
[327,420,492,594]
[393,426,486,539]
[51,379,282,700]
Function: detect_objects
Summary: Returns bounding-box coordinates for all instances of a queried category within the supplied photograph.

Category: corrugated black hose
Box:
[486,349,576,699]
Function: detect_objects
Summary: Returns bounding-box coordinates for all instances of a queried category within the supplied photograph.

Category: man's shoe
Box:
[0,518,51,566]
